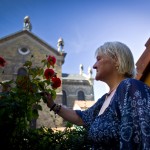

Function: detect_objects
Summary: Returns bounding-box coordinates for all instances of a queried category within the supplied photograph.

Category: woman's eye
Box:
[97,57,101,61]
[96,56,102,61]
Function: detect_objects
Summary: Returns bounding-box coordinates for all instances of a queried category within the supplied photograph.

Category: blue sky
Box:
[0,0,150,100]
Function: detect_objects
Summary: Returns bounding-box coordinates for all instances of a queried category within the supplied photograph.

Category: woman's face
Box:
[93,52,117,81]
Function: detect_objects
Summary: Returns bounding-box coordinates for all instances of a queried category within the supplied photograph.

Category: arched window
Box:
[17,68,27,76]
[62,90,67,105]
[16,68,29,88]
[78,91,85,100]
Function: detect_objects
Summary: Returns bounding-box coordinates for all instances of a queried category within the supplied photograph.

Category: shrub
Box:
[0,55,92,150]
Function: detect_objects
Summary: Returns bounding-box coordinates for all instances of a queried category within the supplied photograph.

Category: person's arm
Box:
[44,92,84,126]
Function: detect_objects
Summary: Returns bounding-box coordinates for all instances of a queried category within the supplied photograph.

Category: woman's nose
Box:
[93,63,97,69]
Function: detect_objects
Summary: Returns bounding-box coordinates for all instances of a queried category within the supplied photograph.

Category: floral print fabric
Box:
[75,78,150,150]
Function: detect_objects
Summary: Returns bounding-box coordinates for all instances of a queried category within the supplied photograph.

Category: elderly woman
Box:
[45,41,150,150]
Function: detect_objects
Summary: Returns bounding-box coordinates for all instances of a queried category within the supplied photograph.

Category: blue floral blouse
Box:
[76,78,150,150]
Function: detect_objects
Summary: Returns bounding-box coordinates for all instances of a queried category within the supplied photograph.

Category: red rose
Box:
[51,77,61,89]
[47,56,56,66]
[0,56,6,67]
[44,69,55,80]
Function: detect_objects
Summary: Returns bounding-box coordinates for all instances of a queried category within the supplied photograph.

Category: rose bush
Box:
[0,54,61,148]
[0,55,92,150]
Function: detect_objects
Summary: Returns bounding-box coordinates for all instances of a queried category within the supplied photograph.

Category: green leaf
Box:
[51,90,56,100]
[32,109,39,119]
[23,61,32,67]
[38,82,45,91]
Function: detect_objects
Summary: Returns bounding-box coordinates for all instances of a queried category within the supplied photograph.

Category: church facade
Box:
[0,16,95,128]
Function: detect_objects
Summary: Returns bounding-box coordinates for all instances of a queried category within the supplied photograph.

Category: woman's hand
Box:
[41,92,84,126]
[44,92,55,108]
[40,92,55,108]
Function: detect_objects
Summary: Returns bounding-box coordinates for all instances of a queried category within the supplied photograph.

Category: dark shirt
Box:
[76,78,150,150]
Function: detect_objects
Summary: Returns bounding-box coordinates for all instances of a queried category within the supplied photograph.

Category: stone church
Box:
[0,16,95,128]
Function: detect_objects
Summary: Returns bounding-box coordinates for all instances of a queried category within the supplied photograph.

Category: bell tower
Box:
[23,16,32,31]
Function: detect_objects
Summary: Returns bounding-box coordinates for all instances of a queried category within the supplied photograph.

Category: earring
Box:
[115,66,119,70]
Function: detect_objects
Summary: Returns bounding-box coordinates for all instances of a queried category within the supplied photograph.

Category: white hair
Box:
[95,41,136,78]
